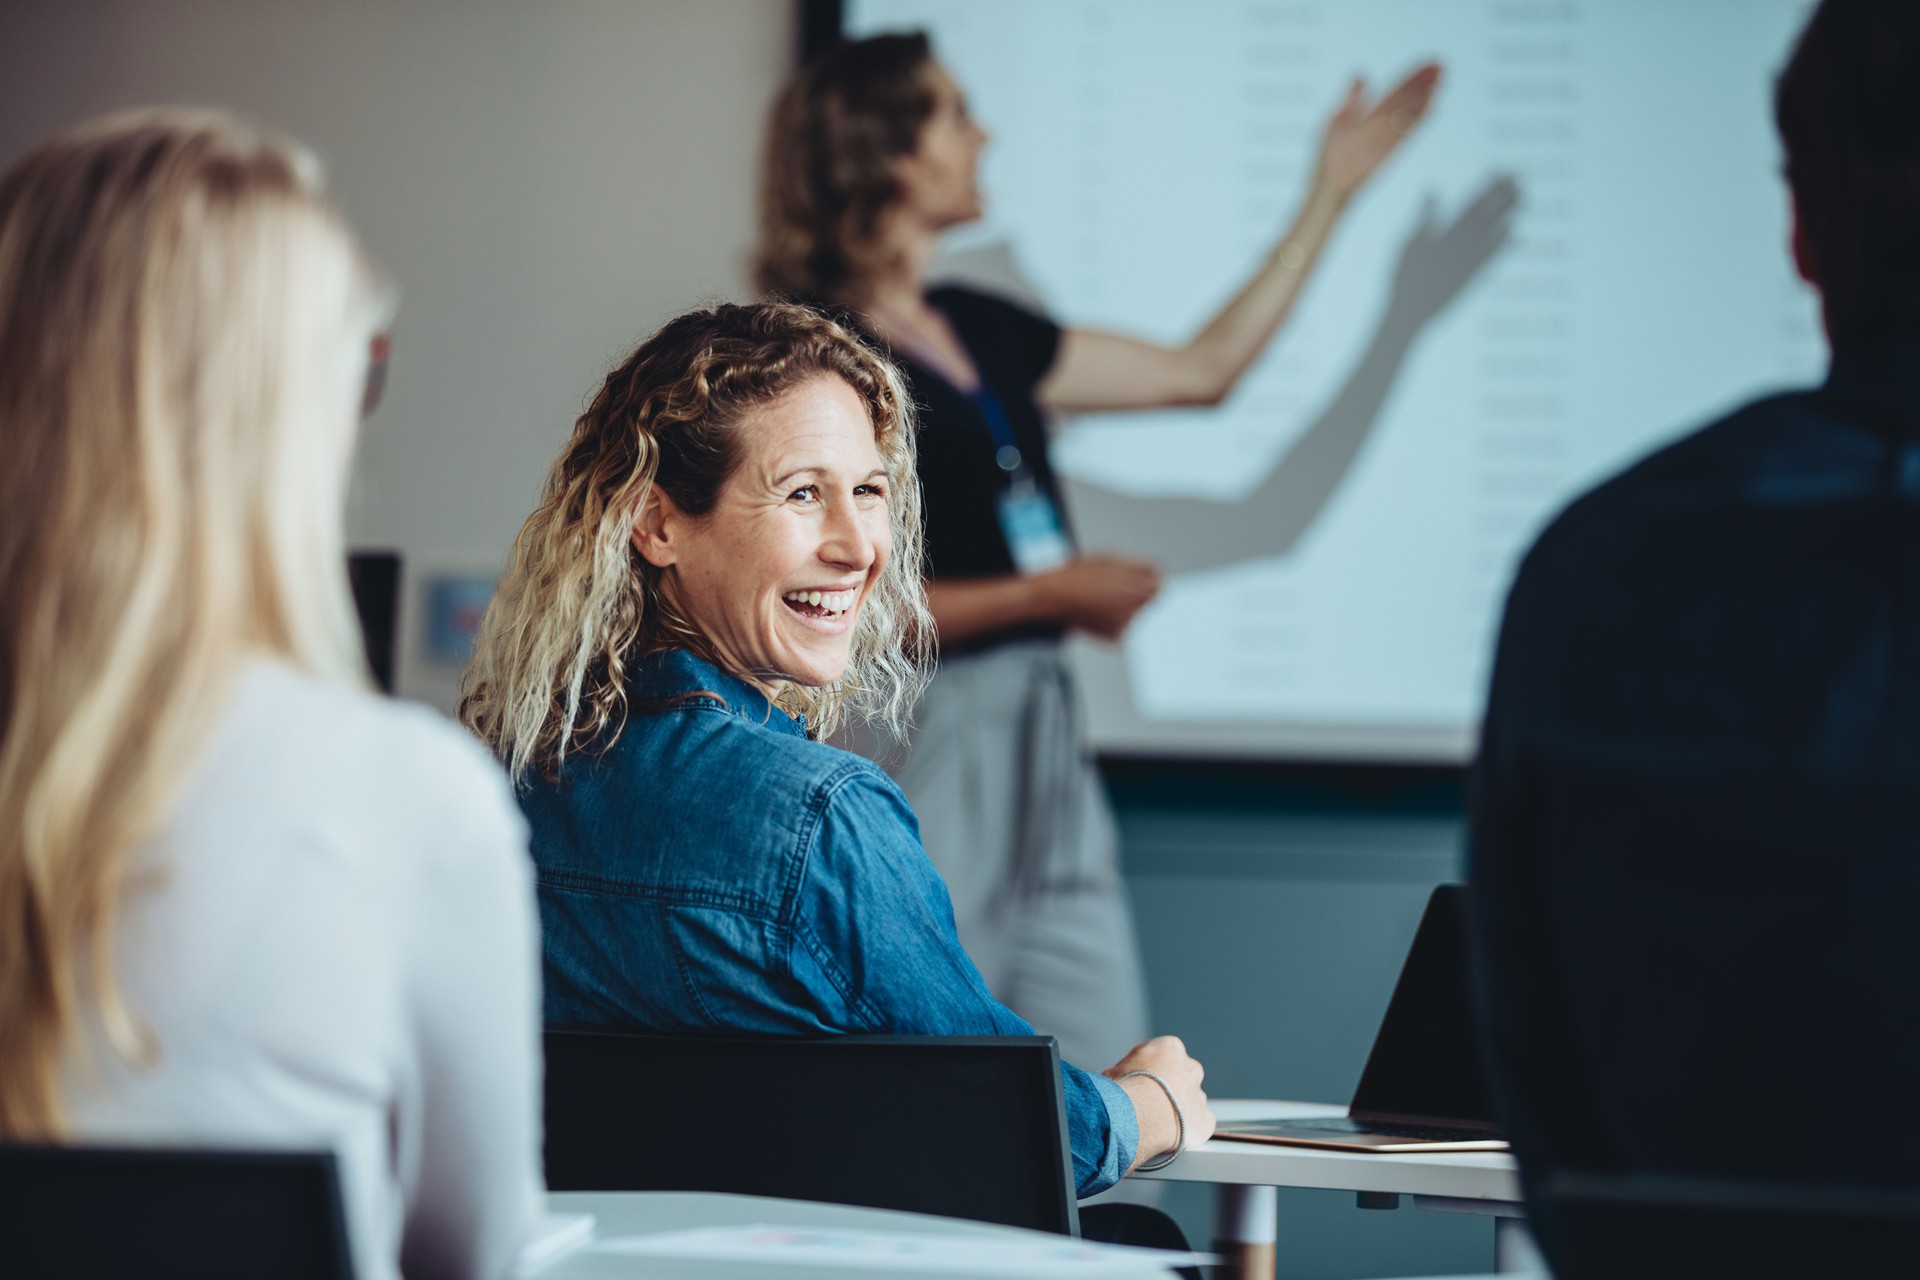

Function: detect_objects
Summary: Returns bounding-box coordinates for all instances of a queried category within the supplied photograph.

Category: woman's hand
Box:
[1105,1036,1217,1171]
[1031,553,1162,640]
[1314,62,1442,202]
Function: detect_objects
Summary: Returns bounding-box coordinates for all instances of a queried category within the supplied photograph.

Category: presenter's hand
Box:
[1033,553,1161,640]
[1314,62,1442,201]
[1106,1036,1217,1171]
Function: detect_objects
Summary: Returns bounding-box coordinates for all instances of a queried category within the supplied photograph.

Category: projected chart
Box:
[845,0,1824,761]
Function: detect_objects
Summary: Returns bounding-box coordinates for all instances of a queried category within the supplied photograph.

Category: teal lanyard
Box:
[971,382,1031,479]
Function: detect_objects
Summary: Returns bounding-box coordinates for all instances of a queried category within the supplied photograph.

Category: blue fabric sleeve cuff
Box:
[1084,1071,1138,1196]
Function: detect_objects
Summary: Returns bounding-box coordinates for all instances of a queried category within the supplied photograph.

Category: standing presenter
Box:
[755,32,1439,1073]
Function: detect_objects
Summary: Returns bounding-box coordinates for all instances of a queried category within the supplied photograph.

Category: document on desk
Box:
[593,1224,1214,1275]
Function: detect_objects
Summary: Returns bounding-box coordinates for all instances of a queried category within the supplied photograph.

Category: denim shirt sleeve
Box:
[787,762,1137,1197]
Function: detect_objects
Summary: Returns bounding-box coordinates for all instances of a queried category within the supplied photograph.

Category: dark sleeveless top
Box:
[881,285,1073,653]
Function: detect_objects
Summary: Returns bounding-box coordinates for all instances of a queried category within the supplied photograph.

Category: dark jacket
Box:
[1471,339,1920,1192]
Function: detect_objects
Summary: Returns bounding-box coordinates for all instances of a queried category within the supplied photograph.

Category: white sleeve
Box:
[394,744,545,1280]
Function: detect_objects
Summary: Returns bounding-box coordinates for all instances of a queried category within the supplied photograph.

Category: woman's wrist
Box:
[1269,181,1345,275]
[1301,172,1352,218]
[1114,1071,1182,1169]
[1017,566,1062,627]
[1117,1070,1186,1171]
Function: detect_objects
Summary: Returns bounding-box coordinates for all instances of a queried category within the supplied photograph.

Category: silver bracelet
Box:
[1117,1069,1186,1172]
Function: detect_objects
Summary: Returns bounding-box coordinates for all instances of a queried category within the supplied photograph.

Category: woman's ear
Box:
[1788,194,1830,341]
[631,490,679,569]
[1789,192,1819,289]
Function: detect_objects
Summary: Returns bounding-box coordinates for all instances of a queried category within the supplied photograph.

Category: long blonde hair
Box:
[0,109,389,1136]
[459,302,932,782]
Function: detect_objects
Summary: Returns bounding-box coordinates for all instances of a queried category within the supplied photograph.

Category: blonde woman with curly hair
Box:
[0,111,542,1279]
[460,301,1214,1198]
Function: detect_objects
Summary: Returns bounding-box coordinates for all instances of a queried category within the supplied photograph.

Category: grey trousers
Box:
[860,640,1149,1073]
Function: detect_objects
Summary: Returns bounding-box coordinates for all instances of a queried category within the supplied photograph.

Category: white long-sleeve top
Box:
[61,660,544,1280]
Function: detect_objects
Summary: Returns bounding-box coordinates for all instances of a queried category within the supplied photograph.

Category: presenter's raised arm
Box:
[1038,63,1442,414]
[1064,175,1518,578]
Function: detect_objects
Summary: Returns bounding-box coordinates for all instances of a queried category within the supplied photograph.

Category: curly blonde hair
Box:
[459,302,931,782]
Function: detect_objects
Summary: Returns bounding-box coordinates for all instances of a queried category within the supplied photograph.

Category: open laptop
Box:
[1215,884,1508,1153]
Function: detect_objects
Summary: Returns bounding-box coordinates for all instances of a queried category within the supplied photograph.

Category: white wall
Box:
[0,0,793,707]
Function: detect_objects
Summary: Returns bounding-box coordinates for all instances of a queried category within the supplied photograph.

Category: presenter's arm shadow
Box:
[1068,175,1521,579]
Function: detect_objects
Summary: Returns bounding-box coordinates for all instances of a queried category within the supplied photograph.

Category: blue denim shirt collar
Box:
[628,648,809,740]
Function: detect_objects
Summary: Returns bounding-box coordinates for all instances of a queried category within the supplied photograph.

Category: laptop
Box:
[1215,884,1508,1153]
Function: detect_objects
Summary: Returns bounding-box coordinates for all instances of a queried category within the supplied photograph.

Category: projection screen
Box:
[842,0,1824,762]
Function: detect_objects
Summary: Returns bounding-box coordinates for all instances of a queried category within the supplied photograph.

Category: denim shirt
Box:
[519,648,1136,1197]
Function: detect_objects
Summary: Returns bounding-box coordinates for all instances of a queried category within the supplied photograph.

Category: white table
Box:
[1131,1100,1535,1278]
[536,1190,1183,1279]
[533,1103,1535,1279]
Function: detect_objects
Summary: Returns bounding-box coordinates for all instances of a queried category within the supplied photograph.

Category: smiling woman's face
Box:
[634,374,893,694]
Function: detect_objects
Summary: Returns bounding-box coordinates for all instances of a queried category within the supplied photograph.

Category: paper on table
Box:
[593,1224,1214,1275]
[517,1211,596,1275]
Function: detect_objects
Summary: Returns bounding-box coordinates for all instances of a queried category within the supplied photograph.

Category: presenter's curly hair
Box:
[755,32,938,300]
[458,302,932,782]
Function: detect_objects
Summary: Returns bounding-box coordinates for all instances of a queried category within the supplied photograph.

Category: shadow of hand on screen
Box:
[1388,176,1522,329]
[1066,175,1520,579]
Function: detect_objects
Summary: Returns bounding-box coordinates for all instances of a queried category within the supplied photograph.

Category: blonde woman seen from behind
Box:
[0,111,543,1280]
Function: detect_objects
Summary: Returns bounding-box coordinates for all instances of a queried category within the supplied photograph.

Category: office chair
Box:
[543,1029,1079,1235]
[1537,1169,1920,1279]
[0,1143,355,1280]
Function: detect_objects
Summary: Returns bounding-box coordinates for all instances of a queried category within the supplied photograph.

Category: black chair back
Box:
[1539,1170,1920,1279]
[0,1143,355,1279]
[543,1029,1079,1235]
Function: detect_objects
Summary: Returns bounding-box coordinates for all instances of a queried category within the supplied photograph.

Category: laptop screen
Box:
[1347,884,1496,1127]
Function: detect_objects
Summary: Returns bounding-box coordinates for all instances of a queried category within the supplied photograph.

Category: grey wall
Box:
[0,0,791,709]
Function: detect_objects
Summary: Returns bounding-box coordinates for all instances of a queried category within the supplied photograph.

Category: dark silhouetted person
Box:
[1470,0,1920,1260]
